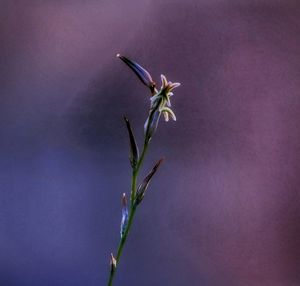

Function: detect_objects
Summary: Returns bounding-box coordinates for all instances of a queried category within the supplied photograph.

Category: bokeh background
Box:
[1,1,300,285]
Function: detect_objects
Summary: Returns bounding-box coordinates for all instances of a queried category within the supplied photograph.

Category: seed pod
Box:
[124,116,139,169]
[135,158,164,206]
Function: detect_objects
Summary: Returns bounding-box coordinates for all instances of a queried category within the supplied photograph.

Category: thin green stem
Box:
[138,141,149,170]
[107,141,149,286]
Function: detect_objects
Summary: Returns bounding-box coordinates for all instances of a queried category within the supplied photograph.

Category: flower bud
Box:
[144,109,161,143]
[120,193,128,238]
[117,54,156,93]
[135,158,164,206]
[110,253,117,274]
[124,116,139,169]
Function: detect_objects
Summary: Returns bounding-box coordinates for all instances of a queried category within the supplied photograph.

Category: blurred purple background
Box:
[1,1,300,285]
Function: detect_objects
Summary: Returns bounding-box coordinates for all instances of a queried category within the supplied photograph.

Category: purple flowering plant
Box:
[107,54,180,286]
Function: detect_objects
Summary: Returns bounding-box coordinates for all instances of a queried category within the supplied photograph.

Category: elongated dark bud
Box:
[135,158,164,206]
[120,193,128,238]
[117,54,156,94]
[124,116,139,170]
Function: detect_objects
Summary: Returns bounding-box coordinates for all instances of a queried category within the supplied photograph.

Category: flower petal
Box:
[161,107,176,121]
[163,111,169,122]
[160,74,168,88]
[166,96,171,107]
[169,82,181,90]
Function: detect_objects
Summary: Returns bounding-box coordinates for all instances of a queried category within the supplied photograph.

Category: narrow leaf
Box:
[124,116,139,169]
[117,54,156,93]
[135,158,164,205]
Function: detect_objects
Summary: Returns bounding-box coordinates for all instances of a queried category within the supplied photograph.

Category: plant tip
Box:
[122,193,127,206]
[110,253,117,269]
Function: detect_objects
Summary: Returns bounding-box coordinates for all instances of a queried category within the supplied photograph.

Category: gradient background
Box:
[1,1,300,285]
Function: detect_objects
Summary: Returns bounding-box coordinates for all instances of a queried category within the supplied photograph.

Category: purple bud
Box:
[117,54,156,93]
[135,158,164,205]
[120,193,128,238]
[124,116,139,169]
[144,108,161,143]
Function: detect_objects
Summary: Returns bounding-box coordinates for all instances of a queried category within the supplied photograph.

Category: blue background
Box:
[0,1,300,285]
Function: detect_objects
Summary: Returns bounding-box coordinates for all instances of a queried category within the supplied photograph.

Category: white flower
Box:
[150,74,180,122]
[144,74,180,142]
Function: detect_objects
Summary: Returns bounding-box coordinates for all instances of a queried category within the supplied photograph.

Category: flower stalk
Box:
[107,54,180,286]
